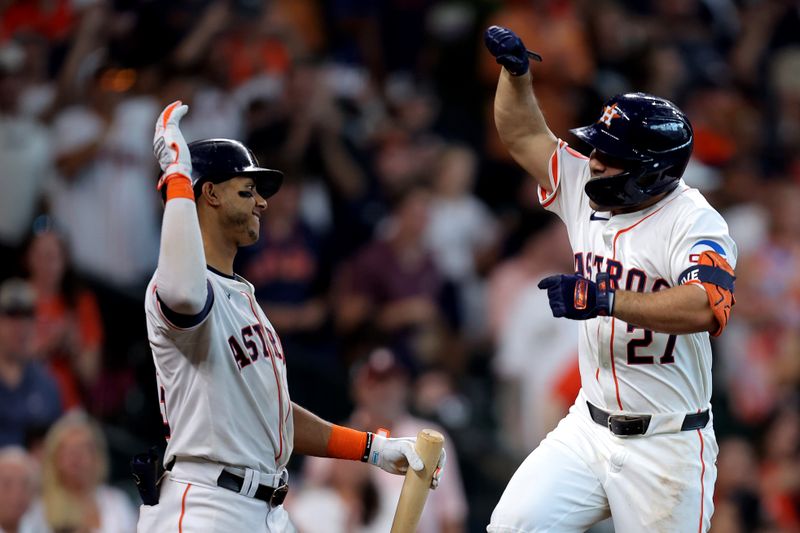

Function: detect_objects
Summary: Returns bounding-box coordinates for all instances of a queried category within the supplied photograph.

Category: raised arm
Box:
[152,102,209,316]
[485,26,558,190]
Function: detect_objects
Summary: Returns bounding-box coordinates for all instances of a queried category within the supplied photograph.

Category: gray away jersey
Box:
[145,268,293,474]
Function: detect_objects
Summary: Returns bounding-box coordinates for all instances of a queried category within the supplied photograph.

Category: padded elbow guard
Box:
[679,251,736,336]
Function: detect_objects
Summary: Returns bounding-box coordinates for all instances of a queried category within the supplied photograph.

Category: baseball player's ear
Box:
[201,182,222,206]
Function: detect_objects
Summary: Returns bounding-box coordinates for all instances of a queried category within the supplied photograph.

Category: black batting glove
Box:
[483,26,541,76]
[538,272,615,320]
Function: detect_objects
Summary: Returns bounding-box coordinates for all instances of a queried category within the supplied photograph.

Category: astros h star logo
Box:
[598,103,621,127]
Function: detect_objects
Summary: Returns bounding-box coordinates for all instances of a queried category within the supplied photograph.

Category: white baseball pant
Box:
[488,399,717,532]
[136,460,295,533]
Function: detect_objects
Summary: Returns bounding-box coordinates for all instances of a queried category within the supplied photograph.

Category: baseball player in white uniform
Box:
[483,27,737,532]
[135,102,445,532]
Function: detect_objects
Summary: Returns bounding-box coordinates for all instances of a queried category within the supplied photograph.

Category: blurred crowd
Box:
[0,0,799,531]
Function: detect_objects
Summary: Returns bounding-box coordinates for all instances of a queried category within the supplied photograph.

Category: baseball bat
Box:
[390,429,444,533]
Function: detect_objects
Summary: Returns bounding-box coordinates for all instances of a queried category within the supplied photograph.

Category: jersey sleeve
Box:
[155,185,208,315]
[667,207,738,288]
[145,275,215,336]
[536,140,591,224]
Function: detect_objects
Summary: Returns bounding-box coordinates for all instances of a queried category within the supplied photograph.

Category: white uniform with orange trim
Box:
[488,141,737,533]
[137,268,294,533]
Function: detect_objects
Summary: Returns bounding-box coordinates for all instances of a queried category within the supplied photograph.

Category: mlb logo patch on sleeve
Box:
[689,240,726,263]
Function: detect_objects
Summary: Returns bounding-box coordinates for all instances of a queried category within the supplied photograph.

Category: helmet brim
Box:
[245,168,284,199]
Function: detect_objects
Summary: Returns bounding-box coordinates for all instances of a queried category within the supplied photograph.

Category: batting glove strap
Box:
[360,432,374,463]
[596,273,615,316]
[484,25,530,76]
[367,435,424,475]
[538,272,615,320]
[156,168,192,191]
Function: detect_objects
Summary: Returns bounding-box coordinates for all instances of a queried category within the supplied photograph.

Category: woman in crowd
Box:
[26,411,136,533]
[23,219,103,410]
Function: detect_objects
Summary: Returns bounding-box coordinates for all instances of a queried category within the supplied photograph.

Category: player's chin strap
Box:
[678,250,736,337]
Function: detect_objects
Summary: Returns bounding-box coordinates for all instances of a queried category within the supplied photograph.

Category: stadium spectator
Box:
[718,183,800,425]
[425,143,499,338]
[288,456,381,533]
[759,406,800,531]
[333,184,451,369]
[23,218,102,411]
[47,64,160,294]
[25,411,136,533]
[0,42,52,281]
[0,446,38,533]
[0,278,61,447]
[300,347,467,533]
[488,211,578,452]
[713,437,764,531]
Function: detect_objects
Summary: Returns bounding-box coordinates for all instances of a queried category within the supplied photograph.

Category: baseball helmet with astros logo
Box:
[570,92,693,210]
[188,138,283,199]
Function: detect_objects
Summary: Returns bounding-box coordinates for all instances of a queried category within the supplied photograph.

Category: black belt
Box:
[216,470,288,506]
[587,402,709,436]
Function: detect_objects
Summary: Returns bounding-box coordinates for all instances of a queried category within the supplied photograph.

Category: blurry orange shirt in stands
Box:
[35,291,102,410]
[1,0,74,43]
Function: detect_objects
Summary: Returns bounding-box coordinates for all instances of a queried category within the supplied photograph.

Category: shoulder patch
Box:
[689,240,726,263]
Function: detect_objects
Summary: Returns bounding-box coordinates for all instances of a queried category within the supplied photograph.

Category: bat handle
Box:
[390,429,445,533]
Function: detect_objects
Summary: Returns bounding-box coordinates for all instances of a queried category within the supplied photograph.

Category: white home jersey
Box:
[538,140,737,415]
[144,267,293,474]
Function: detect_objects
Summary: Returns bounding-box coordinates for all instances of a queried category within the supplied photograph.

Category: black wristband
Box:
[361,432,373,463]
[595,272,615,317]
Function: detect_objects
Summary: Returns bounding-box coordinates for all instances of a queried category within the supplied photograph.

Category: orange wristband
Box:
[326,425,368,461]
[164,174,194,201]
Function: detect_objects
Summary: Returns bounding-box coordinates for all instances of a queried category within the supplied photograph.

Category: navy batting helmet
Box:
[570,92,693,210]
[188,138,283,199]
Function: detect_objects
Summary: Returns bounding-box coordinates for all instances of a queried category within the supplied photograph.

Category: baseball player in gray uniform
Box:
[136,101,445,532]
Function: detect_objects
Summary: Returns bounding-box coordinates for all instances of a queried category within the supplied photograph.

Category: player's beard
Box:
[224,210,259,246]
